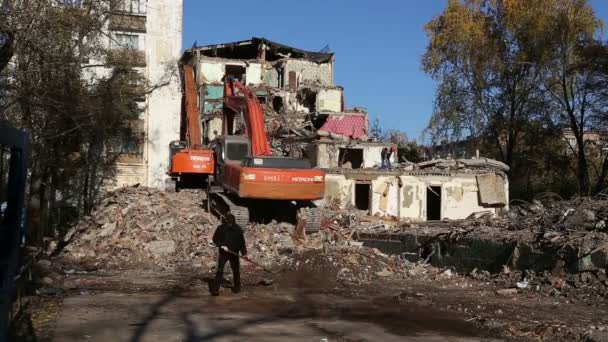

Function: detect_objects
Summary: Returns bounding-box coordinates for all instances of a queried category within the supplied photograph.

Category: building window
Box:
[112,33,141,50]
[117,0,147,15]
[108,132,144,157]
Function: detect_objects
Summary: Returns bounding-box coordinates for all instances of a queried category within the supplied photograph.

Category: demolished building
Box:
[180,37,509,221]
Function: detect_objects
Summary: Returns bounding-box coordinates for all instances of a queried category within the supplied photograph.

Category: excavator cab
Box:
[212,136,315,185]
[211,135,250,187]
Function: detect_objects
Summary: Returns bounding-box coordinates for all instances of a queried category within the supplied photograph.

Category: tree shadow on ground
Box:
[126,282,494,342]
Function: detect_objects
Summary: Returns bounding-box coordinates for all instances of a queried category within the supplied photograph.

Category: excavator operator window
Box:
[225,142,249,161]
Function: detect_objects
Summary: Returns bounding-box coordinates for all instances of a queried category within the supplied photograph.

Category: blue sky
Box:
[183,0,608,141]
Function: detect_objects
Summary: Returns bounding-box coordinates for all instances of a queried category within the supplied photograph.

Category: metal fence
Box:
[0,122,30,342]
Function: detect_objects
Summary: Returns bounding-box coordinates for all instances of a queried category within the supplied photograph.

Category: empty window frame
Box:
[225,65,246,83]
[338,148,363,169]
[112,33,142,50]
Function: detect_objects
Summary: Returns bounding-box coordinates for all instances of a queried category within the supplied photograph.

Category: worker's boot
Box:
[209,282,220,296]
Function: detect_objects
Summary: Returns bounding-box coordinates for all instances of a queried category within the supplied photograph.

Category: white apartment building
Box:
[96,0,183,189]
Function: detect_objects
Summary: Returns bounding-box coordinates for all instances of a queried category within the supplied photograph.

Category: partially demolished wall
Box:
[323,169,508,221]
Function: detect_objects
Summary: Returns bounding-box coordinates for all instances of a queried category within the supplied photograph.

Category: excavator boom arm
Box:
[224,79,271,157]
[183,64,202,149]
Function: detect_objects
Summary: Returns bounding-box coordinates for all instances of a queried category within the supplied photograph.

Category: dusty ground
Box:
[11,262,608,342]
[12,188,608,341]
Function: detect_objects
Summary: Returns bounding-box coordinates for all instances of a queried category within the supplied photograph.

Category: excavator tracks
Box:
[210,192,250,228]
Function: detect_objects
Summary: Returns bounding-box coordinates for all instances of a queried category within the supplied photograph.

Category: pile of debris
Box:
[414,158,510,173]
[61,187,220,270]
[61,186,394,275]
[471,266,608,306]
[282,246,434,286]
[509,195,608,232]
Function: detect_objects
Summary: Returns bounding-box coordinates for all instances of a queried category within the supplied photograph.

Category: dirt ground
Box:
[11,187,608,341]
[11,261,608,342]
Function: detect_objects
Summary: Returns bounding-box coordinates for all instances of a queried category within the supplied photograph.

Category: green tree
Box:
[0,0,154,244]
[539,2,605,194]
[423,0,606,196]
[423,0,554,171]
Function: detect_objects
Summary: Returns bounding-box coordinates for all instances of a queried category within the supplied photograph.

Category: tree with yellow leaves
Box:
[423,0,605,195]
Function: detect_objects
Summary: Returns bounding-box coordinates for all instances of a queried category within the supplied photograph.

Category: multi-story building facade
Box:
[97,0,183,189]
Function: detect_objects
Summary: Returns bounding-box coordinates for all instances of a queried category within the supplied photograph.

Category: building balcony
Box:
[109,13,146,33]
[107,49,146,67]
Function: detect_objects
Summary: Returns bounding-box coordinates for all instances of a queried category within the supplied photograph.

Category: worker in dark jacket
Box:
[381,145,396,170]
[210,214,247,295]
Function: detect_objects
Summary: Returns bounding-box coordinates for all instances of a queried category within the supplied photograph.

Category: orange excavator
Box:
[167,65,214,191]
[206,78,325,231]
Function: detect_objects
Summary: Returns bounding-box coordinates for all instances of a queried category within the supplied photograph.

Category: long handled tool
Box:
[215,245,277,275]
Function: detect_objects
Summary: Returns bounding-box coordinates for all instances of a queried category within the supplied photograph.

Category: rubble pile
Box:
[61,187,402,274]
[62,186,220,269]
[509,195,608,232]
[471,267,608,306]
[282,246,434,286]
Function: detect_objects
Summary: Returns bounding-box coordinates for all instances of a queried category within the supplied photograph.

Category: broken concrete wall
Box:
[442,176,500,219]
[266,88,305,113]
[321,172,508,221]
[476,173,508,206]
[198,59,262,86]
[396,174,506,221]
[314,143,340,168]
[399,176,426,220]
[263,63,280,87]
[313,142,395,169]
[371,176,400,217]
[245,63,262,86]
[316,88,342,112]
[199,61,224,84]
[284,59,333,87]
[322,174,354,209]
[205,117,222,141]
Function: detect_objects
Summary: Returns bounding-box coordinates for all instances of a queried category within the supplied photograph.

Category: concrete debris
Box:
[62,186,220,270]
[57,185,608,309]
[376,268,394,277]
[61,187,377,276]
[58,186,442,287]
[281,247,434,286]
[147,240,176,257]
[510,195,608,232]
[417,158,510,173]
